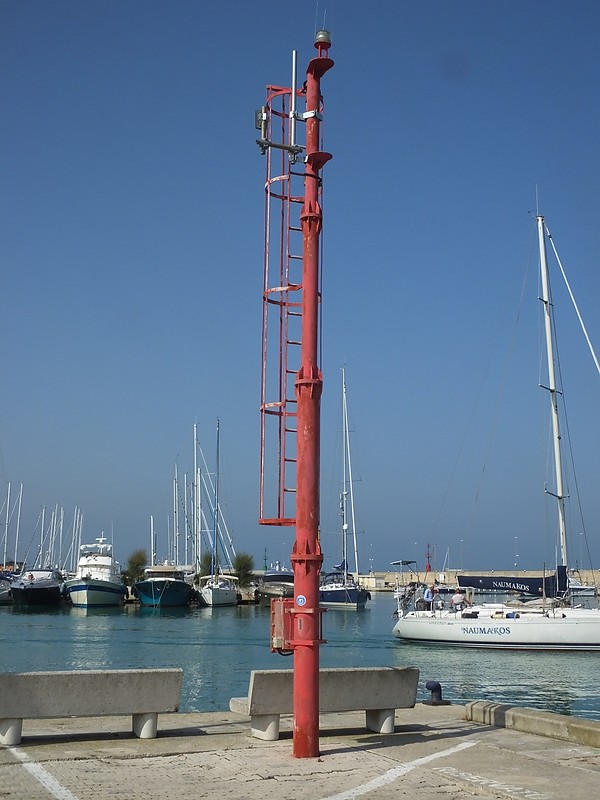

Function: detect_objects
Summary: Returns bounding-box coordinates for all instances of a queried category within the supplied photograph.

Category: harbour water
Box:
[2,592,600,721]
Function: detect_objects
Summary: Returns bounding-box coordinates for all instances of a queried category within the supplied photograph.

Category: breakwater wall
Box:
[361,568,600,592]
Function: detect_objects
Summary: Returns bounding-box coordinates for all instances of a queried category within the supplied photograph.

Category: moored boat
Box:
[133,563,195,608]
[10,568,64,606]
[196,420,240,608]
[320,368,370,610]
[394,214,600,649]
[63,535,128,608]
[319,565,370,610]
[393,595,600,650]
[197,574,239,607]
[255,565,294,606]
[0,572,13,604]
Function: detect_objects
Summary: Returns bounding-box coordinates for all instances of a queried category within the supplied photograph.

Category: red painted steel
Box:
[258,84,302,527]
[290,32,333,759]
[257,31,333,759]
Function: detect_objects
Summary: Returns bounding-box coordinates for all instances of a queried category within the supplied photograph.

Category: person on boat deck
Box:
[451,589,470,611]
[423,584,435,610]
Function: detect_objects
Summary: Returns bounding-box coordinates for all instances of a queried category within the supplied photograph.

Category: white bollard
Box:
[132,712,158,739]
[0,718,23,746]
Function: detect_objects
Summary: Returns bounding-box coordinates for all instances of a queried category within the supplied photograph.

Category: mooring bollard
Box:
[423,680,451,706]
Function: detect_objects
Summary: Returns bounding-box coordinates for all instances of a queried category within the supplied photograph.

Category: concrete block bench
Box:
[0,668,183,745]
[229,666,419,740]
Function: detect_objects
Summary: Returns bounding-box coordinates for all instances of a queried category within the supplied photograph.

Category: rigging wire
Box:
[545,223,600,378]
[543,232,596,580]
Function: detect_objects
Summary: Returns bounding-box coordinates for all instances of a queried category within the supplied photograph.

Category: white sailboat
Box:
[393,214,600,649]
[320,368,370,610]
[198,420,239,607]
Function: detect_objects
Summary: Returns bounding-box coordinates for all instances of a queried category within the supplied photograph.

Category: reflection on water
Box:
[69,606,124,618]
[390,641,600,719]
[1,593,599,719]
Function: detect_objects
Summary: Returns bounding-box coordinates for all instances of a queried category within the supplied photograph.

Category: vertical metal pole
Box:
[537,215,568,567]
[291,30,334,759]
[290,50,298,151]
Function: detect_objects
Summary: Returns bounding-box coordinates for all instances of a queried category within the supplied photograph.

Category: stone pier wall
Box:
[360,569,600,592]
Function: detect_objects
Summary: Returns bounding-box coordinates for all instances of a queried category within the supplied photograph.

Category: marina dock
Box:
[2,702,599,799]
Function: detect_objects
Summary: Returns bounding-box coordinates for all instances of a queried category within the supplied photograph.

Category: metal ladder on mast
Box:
[258,70,322,527]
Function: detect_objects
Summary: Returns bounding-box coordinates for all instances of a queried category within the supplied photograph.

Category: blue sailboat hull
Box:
[319,585,370,609]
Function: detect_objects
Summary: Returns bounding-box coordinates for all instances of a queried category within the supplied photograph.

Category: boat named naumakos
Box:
[394,596,600,650]
[394,213,600,650]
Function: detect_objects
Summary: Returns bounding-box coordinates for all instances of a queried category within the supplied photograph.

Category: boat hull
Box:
[65,578,126,608]
[256,583,294,607]
[133,579,194,607]
[319,585,370,609]
[0,580,12,605]
[10,584,63,606]
[393,608,600,650]
[199,584,238,607]
[10,570,64,606]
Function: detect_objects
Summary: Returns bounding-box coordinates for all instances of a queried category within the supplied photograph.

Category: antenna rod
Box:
[290,50,298,152]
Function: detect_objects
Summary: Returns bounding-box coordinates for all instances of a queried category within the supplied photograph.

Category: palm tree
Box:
[232,553,255,588]
[122,548,148,587]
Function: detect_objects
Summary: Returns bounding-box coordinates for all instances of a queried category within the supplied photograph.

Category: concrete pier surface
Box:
[2,703,600,799]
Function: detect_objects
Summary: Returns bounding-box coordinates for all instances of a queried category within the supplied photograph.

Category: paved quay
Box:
[1,703,600,800]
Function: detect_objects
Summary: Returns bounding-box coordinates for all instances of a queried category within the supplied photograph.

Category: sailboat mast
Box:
[14,482,23,569]
[173,462,179,565]
[150,515,156,567]
[39,505,46,569]
[183,472,189,567]
[212,419,220,579]
[537,214,568,567]
[2,482,9,569]
[342,368,360,578]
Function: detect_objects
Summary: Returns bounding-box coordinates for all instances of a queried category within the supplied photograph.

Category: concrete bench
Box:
[229,666,419,740]
[0,668,183,745]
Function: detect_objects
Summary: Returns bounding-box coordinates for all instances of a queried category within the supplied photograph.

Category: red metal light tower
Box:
[256,31,333,758]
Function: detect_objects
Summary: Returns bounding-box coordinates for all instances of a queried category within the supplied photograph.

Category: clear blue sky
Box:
[2,1,600,575]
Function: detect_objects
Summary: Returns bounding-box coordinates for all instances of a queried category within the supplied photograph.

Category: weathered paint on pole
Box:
[291,30,333,759]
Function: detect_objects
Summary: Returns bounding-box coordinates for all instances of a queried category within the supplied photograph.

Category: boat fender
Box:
[422,680,451,706]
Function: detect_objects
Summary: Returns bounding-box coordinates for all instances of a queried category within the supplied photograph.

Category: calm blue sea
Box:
[2,592,599,721]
